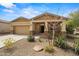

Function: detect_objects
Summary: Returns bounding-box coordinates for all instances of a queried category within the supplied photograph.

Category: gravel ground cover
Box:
[0,38,76,56]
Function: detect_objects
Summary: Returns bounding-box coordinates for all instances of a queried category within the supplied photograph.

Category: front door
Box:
[40,25,44,33]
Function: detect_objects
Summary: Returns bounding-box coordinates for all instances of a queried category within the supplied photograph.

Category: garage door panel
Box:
[14,26,30,35]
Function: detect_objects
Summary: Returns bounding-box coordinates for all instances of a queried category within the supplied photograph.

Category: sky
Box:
[0,3,79,21]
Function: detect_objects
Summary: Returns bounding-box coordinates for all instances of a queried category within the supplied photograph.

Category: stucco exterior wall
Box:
[0,22,11,33]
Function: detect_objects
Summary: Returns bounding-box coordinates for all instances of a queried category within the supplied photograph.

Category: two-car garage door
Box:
[14,26,30,35]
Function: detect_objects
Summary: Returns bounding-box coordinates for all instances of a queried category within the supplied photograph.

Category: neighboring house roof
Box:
[0,19,9,24]
[31,12,69,20]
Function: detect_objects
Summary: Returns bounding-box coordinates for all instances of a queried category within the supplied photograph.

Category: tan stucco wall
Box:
[0,22,11,33]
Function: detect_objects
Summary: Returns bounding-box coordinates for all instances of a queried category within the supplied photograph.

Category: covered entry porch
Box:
[31,20,65,36]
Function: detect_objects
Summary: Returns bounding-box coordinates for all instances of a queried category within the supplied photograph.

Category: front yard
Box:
[0,35,77,56]
[0,34,27,48]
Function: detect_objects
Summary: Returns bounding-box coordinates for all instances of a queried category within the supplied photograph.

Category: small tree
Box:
[66,23,75,34]
[66,10,79,34]
[48,29,53,45]
[48,23,55,45]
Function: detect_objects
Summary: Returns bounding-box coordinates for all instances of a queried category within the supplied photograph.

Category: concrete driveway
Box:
[0,34,28,48]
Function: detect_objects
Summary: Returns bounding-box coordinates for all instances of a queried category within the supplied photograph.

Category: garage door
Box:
[14,26,30,35]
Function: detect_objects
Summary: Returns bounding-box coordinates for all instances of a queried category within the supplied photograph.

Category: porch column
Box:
[61,21,66,34]
[45,21,48,31]
[44,21,48,35]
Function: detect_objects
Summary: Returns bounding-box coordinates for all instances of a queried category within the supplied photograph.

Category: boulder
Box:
[33,45,43,52]
[35,36,40,40]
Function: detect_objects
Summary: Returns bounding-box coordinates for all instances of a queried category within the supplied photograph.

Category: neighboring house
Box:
[0,19,11,34]
[10,13,68,35]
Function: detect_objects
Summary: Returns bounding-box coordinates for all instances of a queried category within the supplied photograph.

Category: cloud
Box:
[0,3,16,8]
[61,8,79,17]
[0,5,40,20]
[20,6,41,18]
[0,6,42,20]
[3,9,14,13]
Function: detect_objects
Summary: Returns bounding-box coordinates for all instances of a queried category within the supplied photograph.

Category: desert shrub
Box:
[44,45,54,53]
[27,35,35,42]
[54,36,68,49]
[3,38,15,49]
[74,39,79,55]
[38,38,43,42]
[66,25,74,34]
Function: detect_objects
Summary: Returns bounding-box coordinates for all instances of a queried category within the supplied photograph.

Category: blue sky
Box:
[0,3,79,21]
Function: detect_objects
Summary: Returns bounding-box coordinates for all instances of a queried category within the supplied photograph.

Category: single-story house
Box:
[10,13,68,35]
[0,19,11,34]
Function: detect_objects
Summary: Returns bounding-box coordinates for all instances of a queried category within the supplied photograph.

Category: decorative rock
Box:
[33,45,43,52]
[35,36,40,40]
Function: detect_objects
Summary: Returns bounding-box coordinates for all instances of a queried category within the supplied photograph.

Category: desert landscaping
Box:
[0,34,78,56]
